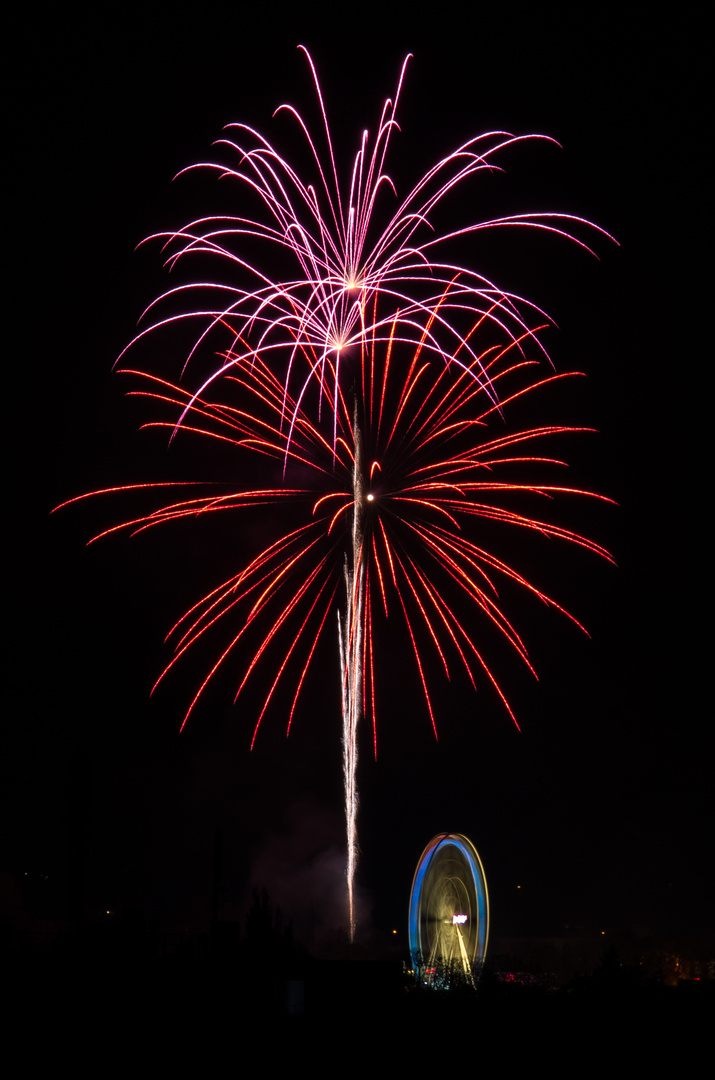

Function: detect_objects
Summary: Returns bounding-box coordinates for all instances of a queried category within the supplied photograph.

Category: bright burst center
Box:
[330,332,349,353]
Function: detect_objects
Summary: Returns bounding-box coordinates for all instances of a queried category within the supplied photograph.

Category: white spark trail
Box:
[338,402,366,941]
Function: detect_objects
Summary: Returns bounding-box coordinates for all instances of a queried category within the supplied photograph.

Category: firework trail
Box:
[59,50,614,939]
[339,399,365,938]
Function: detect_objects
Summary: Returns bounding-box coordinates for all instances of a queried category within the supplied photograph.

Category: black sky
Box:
[8,6,709,947]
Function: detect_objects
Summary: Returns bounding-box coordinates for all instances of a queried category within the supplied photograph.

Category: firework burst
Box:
[58,50,614,939]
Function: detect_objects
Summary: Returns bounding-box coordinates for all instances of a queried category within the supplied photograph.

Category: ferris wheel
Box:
[408,833,489,985]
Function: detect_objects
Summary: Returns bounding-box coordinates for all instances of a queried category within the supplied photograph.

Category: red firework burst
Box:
[58,304,612,744]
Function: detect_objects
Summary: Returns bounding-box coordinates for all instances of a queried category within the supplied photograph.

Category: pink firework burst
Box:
[123,47,613,451]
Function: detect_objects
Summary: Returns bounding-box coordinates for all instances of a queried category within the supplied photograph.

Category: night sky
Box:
[9,7,708,952]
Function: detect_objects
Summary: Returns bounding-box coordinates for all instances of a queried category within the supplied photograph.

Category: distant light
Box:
[452,914,468,924]
[367,493,374,502]
[392,929,397,934]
